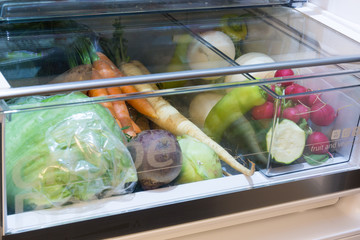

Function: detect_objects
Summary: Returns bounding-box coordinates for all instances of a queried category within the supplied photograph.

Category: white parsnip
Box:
[121,61,255,176]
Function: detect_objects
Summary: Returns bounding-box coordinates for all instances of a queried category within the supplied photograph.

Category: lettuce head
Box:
[5,92,137,214]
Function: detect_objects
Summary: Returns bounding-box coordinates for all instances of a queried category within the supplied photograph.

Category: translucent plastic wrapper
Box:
[5,92,138,214]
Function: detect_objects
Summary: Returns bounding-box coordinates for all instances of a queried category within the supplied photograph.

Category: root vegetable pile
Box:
[121,61,255,176]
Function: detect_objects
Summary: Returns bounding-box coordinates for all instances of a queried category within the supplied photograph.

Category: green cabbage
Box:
[5,92,137,214]
[175,135,222,184]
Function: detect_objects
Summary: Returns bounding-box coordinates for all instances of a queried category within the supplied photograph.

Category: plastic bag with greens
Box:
[5,92,137,214]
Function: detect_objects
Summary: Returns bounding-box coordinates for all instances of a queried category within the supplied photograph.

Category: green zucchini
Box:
[266,119,306,164]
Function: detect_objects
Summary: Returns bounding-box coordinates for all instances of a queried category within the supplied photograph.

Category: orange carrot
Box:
[107,86,137,137]
[97,52,123,75]
[115,119,122,128]
[88,69,121,128]
[96,52,158,119]
[119,85,158,119]
[92,60,118,79]
[131,119,142,133]
[114,101,136,137]
[92,61,138,136]
[88,69,114,114]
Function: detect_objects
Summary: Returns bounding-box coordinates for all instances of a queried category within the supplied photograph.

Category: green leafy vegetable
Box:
[66,37,99,68]
[6,92,137,214]
[99,17,129,67]
[304,154,329,166]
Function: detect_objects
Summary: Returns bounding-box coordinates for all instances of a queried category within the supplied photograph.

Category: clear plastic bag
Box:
[5,92,138,214]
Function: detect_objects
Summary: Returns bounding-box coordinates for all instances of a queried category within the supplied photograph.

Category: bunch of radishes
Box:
[283,83,336,127]
[250,68,337,163]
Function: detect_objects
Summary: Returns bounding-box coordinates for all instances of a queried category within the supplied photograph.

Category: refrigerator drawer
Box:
[0,2,360,238]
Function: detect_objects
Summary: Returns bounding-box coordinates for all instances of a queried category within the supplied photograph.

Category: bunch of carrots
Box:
[88,52,158,137]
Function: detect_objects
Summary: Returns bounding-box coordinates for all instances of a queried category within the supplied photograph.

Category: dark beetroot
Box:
[310,103,336,126]
[127,129,182,190]
[251,101,274,120]
[307,132,330,154]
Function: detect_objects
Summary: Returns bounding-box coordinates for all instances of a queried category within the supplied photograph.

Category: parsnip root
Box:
[121,61,255,176]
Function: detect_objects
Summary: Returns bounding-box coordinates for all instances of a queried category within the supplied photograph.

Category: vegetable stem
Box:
[112,18,130,65]
[66,37,99,68]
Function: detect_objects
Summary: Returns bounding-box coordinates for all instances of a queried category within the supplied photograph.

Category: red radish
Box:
[251,101,274,120]
[267,85,276,102]
[282,107,300,123]
[294,104,310,121]
[274,69,295,87]
[310,102,336,126]
[285,83,307,103]
[276,105,282,117]
[306,132,330,154]
[275,69,294,77]
[306,93,322,107]
[290,84,307,102]
[284,84,295,95]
